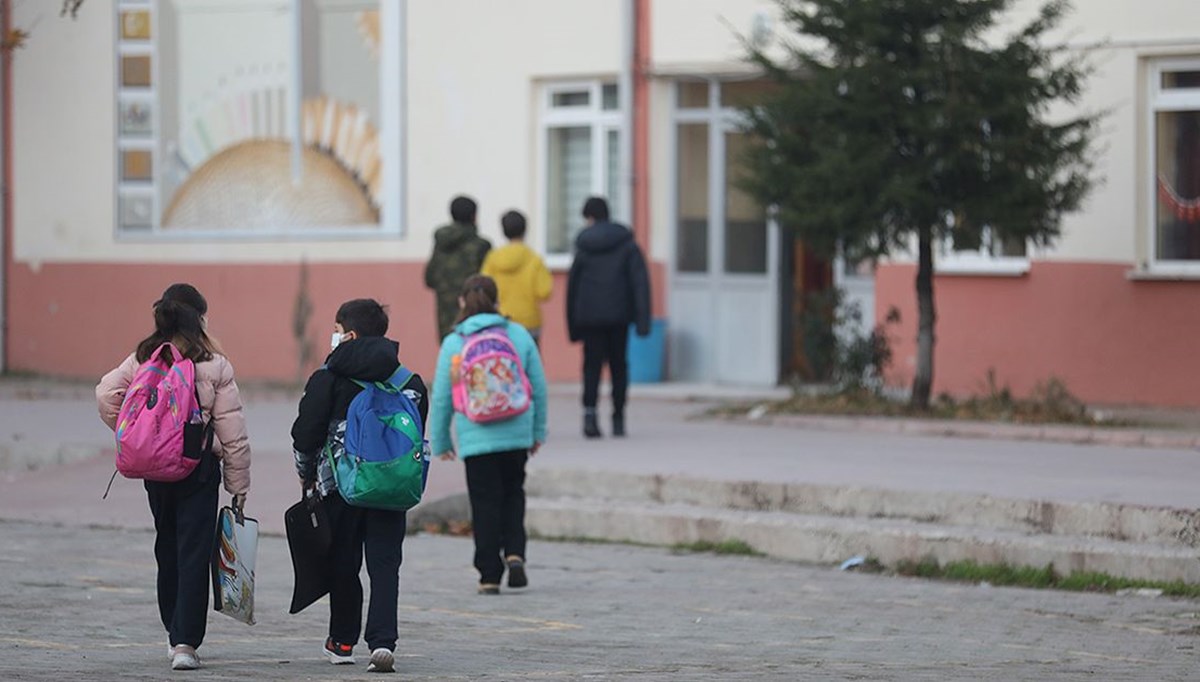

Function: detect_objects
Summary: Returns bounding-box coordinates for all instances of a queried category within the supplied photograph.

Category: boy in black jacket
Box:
[291,299,429,673]
[566,196,651,438]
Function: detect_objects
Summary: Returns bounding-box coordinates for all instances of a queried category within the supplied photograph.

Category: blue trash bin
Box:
[628,318,667,383]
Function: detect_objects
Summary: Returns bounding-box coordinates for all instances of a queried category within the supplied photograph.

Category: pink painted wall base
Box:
[876,261,1200,407]
[9,261,666,385]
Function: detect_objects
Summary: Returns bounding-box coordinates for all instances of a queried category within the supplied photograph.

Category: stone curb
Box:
[526,469,1200,550]
[714,413,1200,450]
[527,497,1200,584]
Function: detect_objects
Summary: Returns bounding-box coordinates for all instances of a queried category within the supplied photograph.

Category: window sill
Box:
[545,253,574,272]
[1126,266,1200,281]
[935,258,1030,277]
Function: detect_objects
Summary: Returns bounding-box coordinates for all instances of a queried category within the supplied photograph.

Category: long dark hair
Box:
[135,283,221,364]
[455,274,500,324]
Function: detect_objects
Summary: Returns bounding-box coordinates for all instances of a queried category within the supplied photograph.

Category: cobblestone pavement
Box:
[0,520,1196,681]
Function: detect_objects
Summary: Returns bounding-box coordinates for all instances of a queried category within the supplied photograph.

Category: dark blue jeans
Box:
[324,492,407,651]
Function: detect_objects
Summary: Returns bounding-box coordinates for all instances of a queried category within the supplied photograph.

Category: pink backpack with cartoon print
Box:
[115,343,206,481]
[451,326,532,423]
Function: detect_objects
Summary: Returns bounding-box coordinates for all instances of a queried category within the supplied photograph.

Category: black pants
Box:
[464,450,528,585]
[145,455,220,649]
[581,325,629,414]
[325,492,407,651]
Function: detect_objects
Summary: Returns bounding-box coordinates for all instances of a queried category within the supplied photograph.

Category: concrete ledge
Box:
[528,497,1200,584]
[527,469,1200,550]
[407,492,470,532]
[713,413,1200,450]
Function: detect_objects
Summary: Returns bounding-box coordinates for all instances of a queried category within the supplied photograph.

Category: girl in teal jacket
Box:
[431,275,548,594]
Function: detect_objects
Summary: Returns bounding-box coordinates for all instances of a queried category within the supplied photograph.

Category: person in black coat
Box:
[566,196,651,438]
[291,299,429,672]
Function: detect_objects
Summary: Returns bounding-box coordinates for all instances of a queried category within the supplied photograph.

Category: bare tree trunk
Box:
[910,225,936,409]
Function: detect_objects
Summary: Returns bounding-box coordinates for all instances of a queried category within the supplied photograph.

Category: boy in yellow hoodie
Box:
[480,210,553,344]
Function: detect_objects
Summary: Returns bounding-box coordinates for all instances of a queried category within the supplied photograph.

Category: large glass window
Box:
[115,0,387,235]
[1154,61,1200,262]
[676,123,709,273]
[724,132,767,273]
[546,126,592,254]
[541,81,624,258]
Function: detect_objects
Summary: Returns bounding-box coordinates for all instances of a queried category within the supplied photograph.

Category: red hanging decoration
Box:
[1157,175,1200,224]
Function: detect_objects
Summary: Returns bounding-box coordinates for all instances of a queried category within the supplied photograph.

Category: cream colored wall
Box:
[652,0,778,74]
[17,1,1194,267]
[13,0,116,265]
[13,0,618,265]
[1046,47,1141,263]
[1018,0,1200,263]
[405,0,619,260]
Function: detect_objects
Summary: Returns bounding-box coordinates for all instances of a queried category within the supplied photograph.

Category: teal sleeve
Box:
[430,339,456,456]
[521,329,549,444]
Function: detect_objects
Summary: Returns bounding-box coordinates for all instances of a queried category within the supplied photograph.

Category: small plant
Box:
[795,287,897,393]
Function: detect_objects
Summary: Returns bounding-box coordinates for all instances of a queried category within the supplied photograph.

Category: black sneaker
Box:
[583,411,602,438]
[506,556,528,589]
[612,413,626,437]
[477,583,501,595]
[324,638,355,665]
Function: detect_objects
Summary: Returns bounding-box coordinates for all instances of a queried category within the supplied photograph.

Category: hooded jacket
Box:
[424,222,492,339]
[566,221,651,341]
[480,242,553,331]
[97,352,252,495]
[430,313,548,459]
[291,336,429,497]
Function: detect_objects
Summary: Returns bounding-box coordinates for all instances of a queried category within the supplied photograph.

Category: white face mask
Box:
[330,332,344,350]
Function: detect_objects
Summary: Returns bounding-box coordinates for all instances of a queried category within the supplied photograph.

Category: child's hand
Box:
[437,450,457,462]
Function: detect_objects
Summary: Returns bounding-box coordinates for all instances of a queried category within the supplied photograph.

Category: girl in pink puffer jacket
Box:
[96,283,251,672]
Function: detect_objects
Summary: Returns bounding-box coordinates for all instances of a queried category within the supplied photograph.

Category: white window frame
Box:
[537,80,624,270]
[1143,57,1200,277]
[668,78,771,281]
[936,226,1032,276]
[113,0,405,241]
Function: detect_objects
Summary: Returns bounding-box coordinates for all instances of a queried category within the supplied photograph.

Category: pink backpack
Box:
[451,326,532,423]
[115,343,205,481]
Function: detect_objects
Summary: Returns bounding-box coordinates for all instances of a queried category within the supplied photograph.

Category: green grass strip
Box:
[892,559,1200,598]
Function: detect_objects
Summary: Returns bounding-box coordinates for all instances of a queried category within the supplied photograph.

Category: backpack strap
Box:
[350,365,413,393]
[387,365,415,391]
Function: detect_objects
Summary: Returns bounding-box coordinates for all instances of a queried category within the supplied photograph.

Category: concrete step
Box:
[526,497,1200,584]
[526,469,1200,550]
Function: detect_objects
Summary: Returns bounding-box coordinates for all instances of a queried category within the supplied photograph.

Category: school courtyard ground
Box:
[0,379,1198,680]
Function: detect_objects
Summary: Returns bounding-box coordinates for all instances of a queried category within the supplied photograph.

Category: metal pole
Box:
[619,0,635,226]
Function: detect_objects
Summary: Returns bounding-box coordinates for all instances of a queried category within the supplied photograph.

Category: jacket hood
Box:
[325,336,400,382]
[487,243,537,274]
[575,221,633,254]
[434,221,480,253]
[454,313,509,336]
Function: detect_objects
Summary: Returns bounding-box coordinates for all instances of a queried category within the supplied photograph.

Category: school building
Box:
[1,0,1198,406]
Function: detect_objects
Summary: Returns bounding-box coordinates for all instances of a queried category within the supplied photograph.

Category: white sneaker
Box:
[171,645,200,671]
[367,647,395,673]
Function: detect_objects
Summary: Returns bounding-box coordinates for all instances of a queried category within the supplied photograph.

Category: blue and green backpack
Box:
[325,366,429,511]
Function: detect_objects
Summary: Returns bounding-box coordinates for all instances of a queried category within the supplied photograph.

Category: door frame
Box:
[667,78,780,385]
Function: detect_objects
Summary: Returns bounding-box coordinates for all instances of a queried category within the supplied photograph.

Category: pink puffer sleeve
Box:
[96,354,138,432]
[210,356,251,495]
